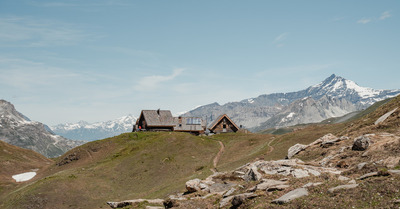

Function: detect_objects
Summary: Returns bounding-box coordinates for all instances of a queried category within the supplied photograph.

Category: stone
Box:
[146,207,164,209]
[163,199,179,209]
[338,176,350,181]
[306,168,321,176]
[223,188,236,198]
[292,169,309,178]
[272,188,309,204]
[243,166,262,181]
[302,182,323,188]
[249,179,288,192]
[348,180,356,184]
[266,184,290,191]
[231,193,258,207]
[219,196,234,208]
[328,184,358,193]
[287,144,308,159]
[357,162,367,170]
[352,135,370,151]
[375,108,398,125]
[185,178,201,193]
[389,170,400,175]
[209,182,236,193]
[357,172,379,180]
[107,199,164,208]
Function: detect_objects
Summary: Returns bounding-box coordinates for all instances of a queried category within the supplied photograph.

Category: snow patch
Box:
[12,172,36,182]
[248,98,254,104]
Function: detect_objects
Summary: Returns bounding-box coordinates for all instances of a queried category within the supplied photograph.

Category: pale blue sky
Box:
[1,0,399,125]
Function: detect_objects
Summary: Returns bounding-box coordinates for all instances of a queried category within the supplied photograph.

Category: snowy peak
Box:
[0,100,32,125]
[51,115,137,141]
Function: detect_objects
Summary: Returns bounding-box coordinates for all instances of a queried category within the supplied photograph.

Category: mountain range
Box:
[0,100,84,158]
[50,115,137,141]
[182,74,400,131]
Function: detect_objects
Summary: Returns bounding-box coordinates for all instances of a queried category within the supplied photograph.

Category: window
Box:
[186,118,201,125]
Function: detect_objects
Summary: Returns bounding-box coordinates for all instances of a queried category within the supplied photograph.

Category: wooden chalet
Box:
[134,109,206,134]
[208,114,239,134]
[135,109,176,132]
[173,116,206,135]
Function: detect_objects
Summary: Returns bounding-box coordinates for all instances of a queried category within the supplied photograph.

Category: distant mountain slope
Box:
[182,74,400,130]
[51,115,136,141]
[0,100,85,158]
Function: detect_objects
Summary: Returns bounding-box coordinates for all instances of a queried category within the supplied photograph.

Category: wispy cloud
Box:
[0,16,88,47]
[379,11,392,20]
[273,32,289,48]
[136,68,185,90]
[357,11,392,24]
[357,18,372,24]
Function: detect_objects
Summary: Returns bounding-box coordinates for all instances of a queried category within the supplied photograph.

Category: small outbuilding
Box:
[208,114,239,134]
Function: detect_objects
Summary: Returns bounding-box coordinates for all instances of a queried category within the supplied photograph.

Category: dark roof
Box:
[140,110,176,127]
[209,114,239,131]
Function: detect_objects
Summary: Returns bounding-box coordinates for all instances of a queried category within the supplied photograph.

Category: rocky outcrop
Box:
[107,199,164,208]
[272,188,309,204]
[328,184,358,193]
[287,144,308,159]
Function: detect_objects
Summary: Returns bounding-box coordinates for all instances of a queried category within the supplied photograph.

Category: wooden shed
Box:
[208,114,239,134]
[135,109,176,132]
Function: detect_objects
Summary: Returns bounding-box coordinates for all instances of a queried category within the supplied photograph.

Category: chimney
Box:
[157,108,160,115]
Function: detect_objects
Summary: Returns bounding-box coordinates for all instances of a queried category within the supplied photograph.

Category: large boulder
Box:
[231,193,258,207]
[185,178,201,193]
[287,144,308,159]
[243,166,262,181]
[352,135,370,151]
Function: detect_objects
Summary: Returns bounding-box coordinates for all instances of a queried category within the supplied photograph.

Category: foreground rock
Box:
[272,188,309,204]
[107,199,164,208]
[328,184,358,193]
[352,135,370,151]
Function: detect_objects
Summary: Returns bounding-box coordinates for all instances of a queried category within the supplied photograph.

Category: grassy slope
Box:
[1,132,222,209]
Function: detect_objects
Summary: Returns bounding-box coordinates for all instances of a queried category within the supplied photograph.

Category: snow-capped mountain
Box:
[51,115,137,141]
[0,100,85,158]
[182,74,400,131]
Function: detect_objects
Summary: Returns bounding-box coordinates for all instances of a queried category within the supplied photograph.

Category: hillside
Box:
[0,132,277,209]
[0,140,53,200]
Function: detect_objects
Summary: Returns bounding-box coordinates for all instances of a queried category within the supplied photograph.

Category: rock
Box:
[163,199,179,208]
[287,144,308,159]
[375,107,398,125]
[306,168,321,176]
[328,184,358,193]
[107,199,164,208]
[272,188,309,204]
[338,176,350,181]
[266,184,290,191]
[348,180,356,184]
[302,182,323,188]
[185,178,201,193]
[223,188,236,198]
[292,169,309,178]
[219,196,234,208]
[357,162,367,170]
[357,172,379,180]
[249,179,288,192]
[243,166,262,181]
[209,182,236,193]
[389,170,400,175]
[146,207,164,209]
[231,193,258,207]
[352,135,370,151]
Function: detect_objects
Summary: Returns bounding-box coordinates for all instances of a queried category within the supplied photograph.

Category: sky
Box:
[1,0,399,126]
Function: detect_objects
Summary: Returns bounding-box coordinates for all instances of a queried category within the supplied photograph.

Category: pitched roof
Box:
[140,110,176,127]
[208,114,239,131]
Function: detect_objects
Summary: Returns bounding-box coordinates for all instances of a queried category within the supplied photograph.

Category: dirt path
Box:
[266,137,276,154]
[211,141,225,173]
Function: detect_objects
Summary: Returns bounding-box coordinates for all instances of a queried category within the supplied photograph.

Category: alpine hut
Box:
[135,109,176,132]
[208,114,239,134]
[173,116,206,135]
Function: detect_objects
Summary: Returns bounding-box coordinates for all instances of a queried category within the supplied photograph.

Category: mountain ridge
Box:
[0,100,84,158]
[182,74,400,130]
